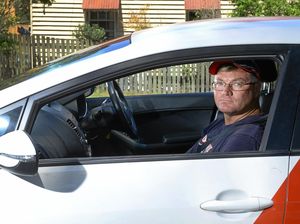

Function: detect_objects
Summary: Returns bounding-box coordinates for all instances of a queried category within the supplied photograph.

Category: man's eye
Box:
[232,82,244,87]
[216,82,225,86]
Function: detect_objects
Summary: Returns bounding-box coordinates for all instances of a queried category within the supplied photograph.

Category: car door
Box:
[0,149,288,223]
[282,48,300,224]
[0,51,293,224]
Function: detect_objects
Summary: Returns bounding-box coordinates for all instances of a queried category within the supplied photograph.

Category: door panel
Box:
[0,156,288,224]
[127,92,216,144]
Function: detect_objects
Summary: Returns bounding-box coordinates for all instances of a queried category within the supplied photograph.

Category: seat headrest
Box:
[259,91,274,114]
[255,60,278,82]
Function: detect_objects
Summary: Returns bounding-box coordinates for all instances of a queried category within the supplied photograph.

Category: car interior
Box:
[30,58,278,159]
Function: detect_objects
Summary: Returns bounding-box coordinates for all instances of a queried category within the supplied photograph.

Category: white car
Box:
[0,17,300,223]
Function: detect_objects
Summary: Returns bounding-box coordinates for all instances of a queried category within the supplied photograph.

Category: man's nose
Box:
[221,85,233,95]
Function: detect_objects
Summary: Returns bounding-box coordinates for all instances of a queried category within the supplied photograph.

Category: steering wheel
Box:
[107,81,139,140]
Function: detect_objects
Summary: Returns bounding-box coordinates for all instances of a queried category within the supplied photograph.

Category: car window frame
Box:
[19,44,294,166]
[290,96,300,151]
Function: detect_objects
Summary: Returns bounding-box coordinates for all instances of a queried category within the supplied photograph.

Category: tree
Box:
[33,0,56,14]
[0,0,18,51]
[231,0,300,16]
[127,4,151,31]
[0,0,55,51]
[0,1,16,34]
[14,1,56,23]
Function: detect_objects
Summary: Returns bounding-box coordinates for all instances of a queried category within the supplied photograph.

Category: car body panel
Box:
[283,156,300,223]
[0,156,289,223]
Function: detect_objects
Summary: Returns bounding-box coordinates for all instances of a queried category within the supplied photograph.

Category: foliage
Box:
[73,24,106,43]
[33,0,56,5]
[15,1,55,23]
[0,1,16,34]
[231,0,300,16]
[0,0,18,51]
[0,34,17,53]
[127,4,151,31]
[0,0,55,51]
[13,0,30,24]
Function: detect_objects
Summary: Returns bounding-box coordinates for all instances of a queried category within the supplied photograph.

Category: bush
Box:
[0,34,17,52]
[231,0,300,16]
[73,24,106,44]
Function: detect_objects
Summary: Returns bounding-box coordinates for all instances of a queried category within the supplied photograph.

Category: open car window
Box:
[29,57,279,159]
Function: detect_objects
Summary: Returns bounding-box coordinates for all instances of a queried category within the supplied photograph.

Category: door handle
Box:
[200,197,273,213]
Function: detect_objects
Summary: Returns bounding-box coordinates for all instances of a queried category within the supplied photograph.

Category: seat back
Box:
[259,91,274,114]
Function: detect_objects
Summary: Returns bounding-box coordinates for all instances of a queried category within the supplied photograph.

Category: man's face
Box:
[214,68,260,116]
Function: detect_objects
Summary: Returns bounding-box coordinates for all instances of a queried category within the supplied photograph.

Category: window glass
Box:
[186,9,221,21]
[91,62,213,97]
[90,11,97,20]
[291,97,300,150]
[91,60,278,98]
[86,10,118,39]
[0,106,22,137]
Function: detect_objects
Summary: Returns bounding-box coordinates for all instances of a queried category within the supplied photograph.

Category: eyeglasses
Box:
[212,80,257,91]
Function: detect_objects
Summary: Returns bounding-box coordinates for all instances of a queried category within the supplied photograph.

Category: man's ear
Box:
[255,82,262,98]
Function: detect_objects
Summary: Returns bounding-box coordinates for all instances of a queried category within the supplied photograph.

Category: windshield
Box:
[0,35,131,91]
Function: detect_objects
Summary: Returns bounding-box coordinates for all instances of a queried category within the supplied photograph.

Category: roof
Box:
[1,17,300,108]
[82,0,120,10]
[185,0,220,10]
[131,17,300,50]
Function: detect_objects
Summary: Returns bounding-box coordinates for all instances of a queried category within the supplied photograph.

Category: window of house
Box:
[186,9,221,21]
[85,10,119,39]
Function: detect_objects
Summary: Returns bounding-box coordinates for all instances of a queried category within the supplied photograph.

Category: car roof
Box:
[1,17,300,108]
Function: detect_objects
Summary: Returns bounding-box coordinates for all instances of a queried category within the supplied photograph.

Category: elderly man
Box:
[188,60,268,153]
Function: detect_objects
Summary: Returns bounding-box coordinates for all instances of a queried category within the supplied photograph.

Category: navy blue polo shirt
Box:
[187,114,267,153]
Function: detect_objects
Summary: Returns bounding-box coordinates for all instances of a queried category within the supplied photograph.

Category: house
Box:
[31,0,234,39]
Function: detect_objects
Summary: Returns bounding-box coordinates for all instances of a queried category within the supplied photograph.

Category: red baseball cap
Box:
[209,60,261,79]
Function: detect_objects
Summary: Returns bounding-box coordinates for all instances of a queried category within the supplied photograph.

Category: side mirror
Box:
[0,131,38,176]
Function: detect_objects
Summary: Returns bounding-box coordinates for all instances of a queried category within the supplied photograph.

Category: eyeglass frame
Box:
[212,80,258,91]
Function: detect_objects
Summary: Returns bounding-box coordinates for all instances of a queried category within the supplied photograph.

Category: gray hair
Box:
[216,64,260,83]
